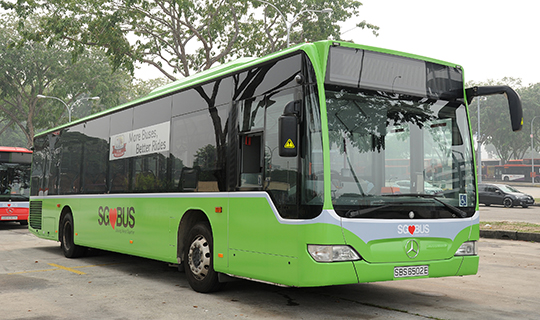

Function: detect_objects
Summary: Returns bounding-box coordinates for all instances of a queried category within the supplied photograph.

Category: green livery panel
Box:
[30,192,478,288]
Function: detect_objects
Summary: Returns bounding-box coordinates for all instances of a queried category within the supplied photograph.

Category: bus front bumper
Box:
[297,255,478,287]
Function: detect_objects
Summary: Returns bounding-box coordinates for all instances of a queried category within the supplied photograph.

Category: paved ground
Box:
[2,224,540,320]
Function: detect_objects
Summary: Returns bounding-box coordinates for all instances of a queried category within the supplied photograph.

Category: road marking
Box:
[8,267,58,275]
[48,263,86,275]
[7,263,118,275]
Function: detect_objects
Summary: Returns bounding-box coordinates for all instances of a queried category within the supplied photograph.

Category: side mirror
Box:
[465,86,523,132]
[279,115,298,157]
[278,101,301,157]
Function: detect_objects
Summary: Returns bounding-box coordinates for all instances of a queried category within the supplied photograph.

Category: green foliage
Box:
[0,119,27,147]
[248,0,377,55]
[118,77,171,105]
[2,0,378,81]
[468,78,540,163]
[0,13,134,148]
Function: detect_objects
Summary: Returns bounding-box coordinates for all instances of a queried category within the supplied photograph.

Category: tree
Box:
[2,0,378,81]
[0,14,133,148]
[520,83,540,155]
[252,0,378,54]
[117,77,171,105]
[468,78,539,163]
[0,118,27,148]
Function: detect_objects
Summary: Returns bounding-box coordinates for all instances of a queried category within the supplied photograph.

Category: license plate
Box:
[1,216,18,220]
[394,265,429,278]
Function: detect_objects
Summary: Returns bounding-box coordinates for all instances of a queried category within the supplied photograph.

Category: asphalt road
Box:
[1,221,539,320]
[480,204,540,223]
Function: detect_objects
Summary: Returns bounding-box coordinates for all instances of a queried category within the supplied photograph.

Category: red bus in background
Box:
[0,147,32,225]
[493,159,540,183]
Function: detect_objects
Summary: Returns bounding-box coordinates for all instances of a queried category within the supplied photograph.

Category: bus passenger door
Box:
[228,91,301,284]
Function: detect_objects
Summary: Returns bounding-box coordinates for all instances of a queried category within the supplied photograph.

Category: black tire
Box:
[19,220,28,226]
[60,213,87,258]
[183,222,223,293]
[484,203,491,207]
[522,205,529,208]
[503,197,513,208]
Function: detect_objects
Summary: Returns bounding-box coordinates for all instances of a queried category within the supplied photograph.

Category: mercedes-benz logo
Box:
[405,239,419,259]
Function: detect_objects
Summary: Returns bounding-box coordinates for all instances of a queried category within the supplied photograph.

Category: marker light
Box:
[307,245,361,262]
[454,241,478,256]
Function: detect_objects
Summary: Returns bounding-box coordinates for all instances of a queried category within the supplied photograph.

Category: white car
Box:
[392,180,443,195]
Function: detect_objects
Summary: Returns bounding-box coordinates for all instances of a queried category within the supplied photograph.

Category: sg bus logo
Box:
[397,224,430,235]
[98,206,136,230]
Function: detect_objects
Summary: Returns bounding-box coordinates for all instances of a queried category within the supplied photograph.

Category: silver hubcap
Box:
[63,221,72,250]
[188,235,210,280]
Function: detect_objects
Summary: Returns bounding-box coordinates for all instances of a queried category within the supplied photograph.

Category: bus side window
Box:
[109,109,133,193]
[59,125,85,194]
[263,90,300,218]
[110,159,129,193]
[239,134,262,189]
[179,167,199,191]
[171,107,228,192]
[81,120,109,194]
[235,95,265,190]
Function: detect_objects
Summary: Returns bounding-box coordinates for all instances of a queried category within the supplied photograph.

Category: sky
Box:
[347,0,540,85]
[135,0,540,85]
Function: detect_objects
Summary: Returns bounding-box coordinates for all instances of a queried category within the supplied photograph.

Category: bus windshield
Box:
[0,159,31,201]
[326,89,476,219]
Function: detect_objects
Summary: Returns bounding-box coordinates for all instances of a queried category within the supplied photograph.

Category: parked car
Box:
[478,183,535,208]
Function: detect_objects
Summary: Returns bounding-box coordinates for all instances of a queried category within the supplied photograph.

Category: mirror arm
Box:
[465,85,523,132]
[465,86,518,104]
[283,100,301,117]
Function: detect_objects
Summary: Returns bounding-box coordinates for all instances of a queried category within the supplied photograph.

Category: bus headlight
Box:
[307,245,361,262]
[454,241,478,256]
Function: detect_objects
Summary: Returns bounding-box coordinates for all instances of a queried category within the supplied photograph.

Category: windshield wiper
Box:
[381,193,468,218]
[346,205,392,218]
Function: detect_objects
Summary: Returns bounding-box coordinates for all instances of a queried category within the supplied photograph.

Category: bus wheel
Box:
[503,198,513,208]
[60,213,86,258]
[184,222,223,293]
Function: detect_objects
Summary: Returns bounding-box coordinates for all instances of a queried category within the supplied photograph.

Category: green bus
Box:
[29,40,522,292]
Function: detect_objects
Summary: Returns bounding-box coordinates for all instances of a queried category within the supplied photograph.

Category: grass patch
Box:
[480,221,540,234]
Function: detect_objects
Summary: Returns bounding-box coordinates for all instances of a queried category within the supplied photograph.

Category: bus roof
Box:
[35,40,461,138]
[0,146,32,153]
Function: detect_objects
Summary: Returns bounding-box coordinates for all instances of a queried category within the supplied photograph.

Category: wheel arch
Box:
[503,196,514,208]
[58,206,73,241]
[176,209,211,264]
